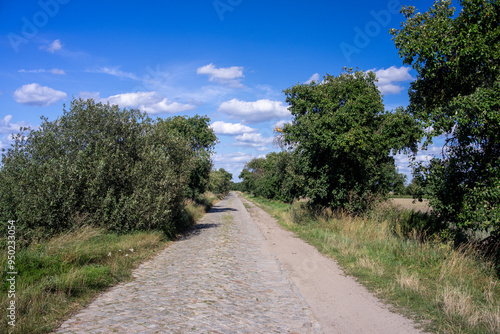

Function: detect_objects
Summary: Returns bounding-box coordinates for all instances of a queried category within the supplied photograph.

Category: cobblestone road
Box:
[56,192,321,333]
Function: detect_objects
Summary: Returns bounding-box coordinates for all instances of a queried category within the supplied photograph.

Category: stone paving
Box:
[55,192,322,333]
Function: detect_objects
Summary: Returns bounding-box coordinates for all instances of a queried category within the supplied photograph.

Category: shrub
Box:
[0,98,195,242]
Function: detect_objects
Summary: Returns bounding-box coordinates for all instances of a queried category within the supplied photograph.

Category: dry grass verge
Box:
[243,193,500,334]
[0,192,219,334]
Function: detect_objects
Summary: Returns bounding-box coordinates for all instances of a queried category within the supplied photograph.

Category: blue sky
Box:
[0,0,447,181]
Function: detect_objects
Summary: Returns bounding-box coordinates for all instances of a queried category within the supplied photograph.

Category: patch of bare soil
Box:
[240,194,425,334]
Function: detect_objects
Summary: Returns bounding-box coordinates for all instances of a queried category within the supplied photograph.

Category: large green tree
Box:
[281,69,420,212]
[391,0,500,232]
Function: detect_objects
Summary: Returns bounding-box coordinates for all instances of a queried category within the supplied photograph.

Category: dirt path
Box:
[56,192,320,333]
[56,192,423,333]
[240,194,424,334]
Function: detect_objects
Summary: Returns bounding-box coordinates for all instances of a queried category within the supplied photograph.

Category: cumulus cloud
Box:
[369,66,413,95]
[105,91,196,114]
[213,152,263,165]
[0,134,15,151]
[234,132,274,151]
[78,91,101,100]
[0,116,35,151]
[13,83,67,107]
[211,121,257,136]
[212,152,266,180]
[18,68,66,75]
[91,67,138,80]
[392,142,448,180]
[197,63,244,87]
[0,115,32,134]
[273,120,291,129]
[40,39,63,53]
[218,98,290,123]
[305,73,321,84]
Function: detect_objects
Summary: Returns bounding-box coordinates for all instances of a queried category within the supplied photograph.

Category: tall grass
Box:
[244,194,500,334]
[0,192,218,334]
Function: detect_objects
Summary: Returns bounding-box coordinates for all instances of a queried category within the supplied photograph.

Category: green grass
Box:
[242,193,500,334]
[0,193,219,334]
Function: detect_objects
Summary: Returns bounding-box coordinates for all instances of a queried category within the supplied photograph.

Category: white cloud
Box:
[91,67,138,80]
[211,121,257,136]
[0,116,35,151]
[212,152,266,180]
[369,66,413,95]
[40,39,63,53]
[18,68,66,75]
[0,115,32,134]
[130,64,236,105]
[213,152,263,164]
[175,85,233,106]
[218,98,290,123]
[0,134,15,151]
[50,68,65,75]
[392,142,448,181]
[234,132,274,151]
[273,120,291,129]
[79,91,101,100]
[255,84,282,99]
[378,83,405,95]
[105,91,196,114]
[305,73,320,84]
[13,83,67,107]
[197,63,244,87]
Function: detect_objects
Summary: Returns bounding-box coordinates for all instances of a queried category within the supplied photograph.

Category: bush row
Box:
[0,98,218,243]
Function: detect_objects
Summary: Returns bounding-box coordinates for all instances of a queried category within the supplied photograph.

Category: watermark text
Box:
[213,0,243,21]
[7,0,70,53]
[6,220,17,327]
[339,0,401,63]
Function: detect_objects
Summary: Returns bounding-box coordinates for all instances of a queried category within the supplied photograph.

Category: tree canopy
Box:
[279,68,420,212]
[208,168,233,197]
[238,151,303,203]
[391,0,500,231]
[156,115,218,199]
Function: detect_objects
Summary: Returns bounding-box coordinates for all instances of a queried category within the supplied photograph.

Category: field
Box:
[390,198,431,213]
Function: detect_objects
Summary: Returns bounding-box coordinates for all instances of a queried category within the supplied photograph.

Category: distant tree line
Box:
[0,98,231,242]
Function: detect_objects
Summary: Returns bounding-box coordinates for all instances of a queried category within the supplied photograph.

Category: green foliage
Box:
[391,0,500,232]
[245,194,500,334]
[388,170,408,196]
[0,226,166,333]
[239,151,304,202]
[208,168,233,197]
[156,115,218,199]
[281,69,420,212]
[230,181,245,192]
[405,177,425,197]
[0,98,213,241]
